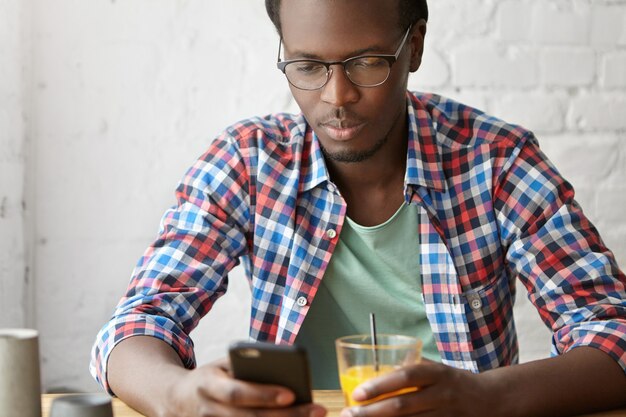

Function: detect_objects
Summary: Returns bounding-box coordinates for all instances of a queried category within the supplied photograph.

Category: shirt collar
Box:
[299,123,330,192]
[299,91,447,193]
[405,92,447,192]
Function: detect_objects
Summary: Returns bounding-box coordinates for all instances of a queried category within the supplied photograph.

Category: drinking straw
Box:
[369,312,379,372]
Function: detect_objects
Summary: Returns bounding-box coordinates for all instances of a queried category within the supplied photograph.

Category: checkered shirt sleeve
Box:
[495,135,626,371]
[90,134,252,394]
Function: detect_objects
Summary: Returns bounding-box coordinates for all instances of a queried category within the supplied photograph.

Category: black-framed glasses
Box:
[276,25,412,91]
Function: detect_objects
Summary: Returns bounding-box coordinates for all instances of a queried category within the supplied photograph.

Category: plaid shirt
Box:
[91,92,626,393]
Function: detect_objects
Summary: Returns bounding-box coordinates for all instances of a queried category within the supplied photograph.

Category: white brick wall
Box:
[1,0,624,391]
[530,2,591,45]
[0,0,29,328]
[602,51,626,87]
[539,47,596,86]
[591,4,626,46]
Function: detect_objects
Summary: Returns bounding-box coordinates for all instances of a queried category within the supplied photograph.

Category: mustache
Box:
[318,108,366,128]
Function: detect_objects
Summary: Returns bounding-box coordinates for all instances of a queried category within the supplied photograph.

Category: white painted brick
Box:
[0,220,26,327]
[0,0,26,329]
[496,1,532,42]
[491,93,566,134]
[530,2,591,45]
[595,187,626,230]
[568,93,626,130]
[591,4,626,46]
[601,51,626,88]
[451,41,538,87]
[410,47,449,89]
[604,134,626,188]
[0,163,26,327]
[0,0,23,162]
[538,134,621,188]
[427,0,497,41]
[539,47,596,87]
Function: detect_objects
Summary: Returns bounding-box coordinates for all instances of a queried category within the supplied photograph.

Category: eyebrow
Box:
[285,45,389,60]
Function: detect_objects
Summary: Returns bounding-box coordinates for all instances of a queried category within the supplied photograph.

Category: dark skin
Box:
[107,1,626,416]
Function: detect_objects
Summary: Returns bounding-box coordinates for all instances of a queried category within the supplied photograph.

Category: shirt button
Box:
[326,229,337,239]
[469,296,482,311]
[296,296,308,307]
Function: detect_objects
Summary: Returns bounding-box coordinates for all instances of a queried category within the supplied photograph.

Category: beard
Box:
[320,134,389,163]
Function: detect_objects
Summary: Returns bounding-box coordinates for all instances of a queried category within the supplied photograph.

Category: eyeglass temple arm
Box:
[277,38,283,64]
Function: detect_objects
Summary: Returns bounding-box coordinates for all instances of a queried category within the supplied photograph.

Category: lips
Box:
[319,120,366,141]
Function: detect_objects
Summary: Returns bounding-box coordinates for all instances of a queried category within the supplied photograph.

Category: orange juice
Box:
[339,364,418,406]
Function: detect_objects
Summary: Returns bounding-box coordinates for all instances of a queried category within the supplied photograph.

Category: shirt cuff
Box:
[90,314,196,395]
[553,320,626,375]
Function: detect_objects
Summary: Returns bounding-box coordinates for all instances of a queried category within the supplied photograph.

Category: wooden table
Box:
[41,392,345,417]
[42,392,626,416]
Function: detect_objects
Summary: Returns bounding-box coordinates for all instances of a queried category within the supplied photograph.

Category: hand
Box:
[164,358,327,417]
[339,359,497,417]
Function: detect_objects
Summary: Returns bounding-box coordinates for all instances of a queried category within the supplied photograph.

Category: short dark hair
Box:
[265,0,428,37]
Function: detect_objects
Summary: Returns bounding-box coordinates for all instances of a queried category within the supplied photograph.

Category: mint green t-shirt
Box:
[295,202,441,389]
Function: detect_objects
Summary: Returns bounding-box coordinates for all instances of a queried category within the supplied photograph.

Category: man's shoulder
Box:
[409,91,533,148]
[220,112,308,149]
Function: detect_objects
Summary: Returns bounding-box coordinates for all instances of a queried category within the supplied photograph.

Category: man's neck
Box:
[327,145,406,191]
[326,121,409,226]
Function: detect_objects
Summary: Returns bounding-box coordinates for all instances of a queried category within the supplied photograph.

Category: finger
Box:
[340,387,437,417]
[352,361,450,403]
[199,366,296,408]
[213,357,232,373]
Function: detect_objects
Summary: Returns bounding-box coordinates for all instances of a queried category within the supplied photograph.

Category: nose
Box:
[320,65,360,107]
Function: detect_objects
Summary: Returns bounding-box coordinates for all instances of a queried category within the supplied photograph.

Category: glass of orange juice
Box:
[335,334,422,406]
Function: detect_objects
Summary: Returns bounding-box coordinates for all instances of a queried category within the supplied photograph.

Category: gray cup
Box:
[49,394,113,417]
[0,329,42,417]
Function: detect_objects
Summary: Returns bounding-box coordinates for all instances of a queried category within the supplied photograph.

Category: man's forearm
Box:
[480,346,626,417]
[107,336,189,417]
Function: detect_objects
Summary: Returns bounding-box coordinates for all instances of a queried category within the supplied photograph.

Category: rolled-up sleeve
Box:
[495,135,626,374]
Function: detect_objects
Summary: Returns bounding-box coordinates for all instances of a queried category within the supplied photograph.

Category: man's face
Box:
[279,0,425,163]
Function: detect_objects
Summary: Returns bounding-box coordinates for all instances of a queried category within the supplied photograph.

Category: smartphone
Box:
[228,341,313,404]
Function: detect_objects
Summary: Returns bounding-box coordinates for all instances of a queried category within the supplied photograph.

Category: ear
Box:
[409,19,427,73]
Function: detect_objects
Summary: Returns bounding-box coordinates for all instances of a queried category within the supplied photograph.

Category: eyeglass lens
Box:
[284,57,391,90]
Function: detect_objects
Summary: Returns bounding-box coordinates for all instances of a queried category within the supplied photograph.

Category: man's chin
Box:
[320,136,388,164]
[322,148,376,163]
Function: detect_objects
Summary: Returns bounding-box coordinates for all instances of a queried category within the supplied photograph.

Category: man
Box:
[91,1,626,416]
